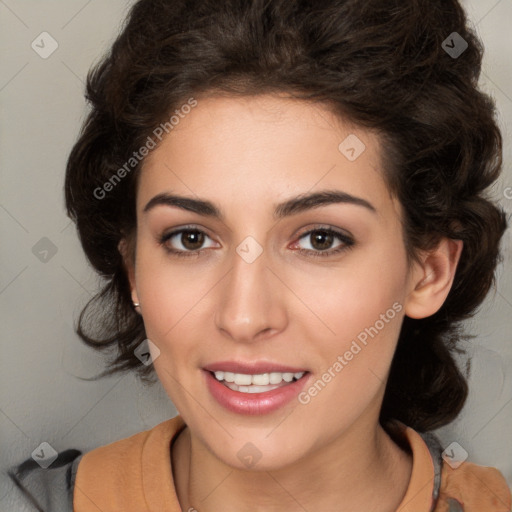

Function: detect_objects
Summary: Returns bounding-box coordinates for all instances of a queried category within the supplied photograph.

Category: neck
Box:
[172,415,412,512]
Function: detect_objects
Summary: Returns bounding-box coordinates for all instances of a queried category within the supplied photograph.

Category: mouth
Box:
[209,370,306,394]
[202,364,311,415]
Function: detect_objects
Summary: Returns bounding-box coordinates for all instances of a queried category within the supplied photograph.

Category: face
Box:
[128,93,416,470]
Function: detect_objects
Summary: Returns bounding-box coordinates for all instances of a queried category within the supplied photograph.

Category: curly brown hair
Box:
[64,0,507,432]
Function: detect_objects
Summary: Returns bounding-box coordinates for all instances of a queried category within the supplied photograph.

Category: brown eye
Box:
[294,227,355,258]
[159,226,217,257]
[180,230,205,250]
[309,230,335,251]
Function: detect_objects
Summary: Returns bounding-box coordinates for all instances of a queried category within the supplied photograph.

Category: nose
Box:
[214,245,288,343]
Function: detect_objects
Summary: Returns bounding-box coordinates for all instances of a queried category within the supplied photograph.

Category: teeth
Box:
[234,373,252,386]
[252,373,269,385]
[212,370,305,386]
[224,382,281,393]
[224,372,235,382]
[269,372,282,384]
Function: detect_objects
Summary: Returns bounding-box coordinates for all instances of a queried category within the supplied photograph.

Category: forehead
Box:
[138,94,397,218]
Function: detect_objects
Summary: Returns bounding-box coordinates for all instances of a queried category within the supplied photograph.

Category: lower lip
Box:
[204,370,310,415]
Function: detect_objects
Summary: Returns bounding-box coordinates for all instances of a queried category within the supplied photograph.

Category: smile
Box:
[212,370,306,393]
[203,367,310,415]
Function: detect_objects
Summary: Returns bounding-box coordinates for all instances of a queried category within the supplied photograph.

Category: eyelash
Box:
[297,227,355,258]
[158,225,355,259]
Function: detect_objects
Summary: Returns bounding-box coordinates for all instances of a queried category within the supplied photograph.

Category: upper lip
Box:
[203,361,309,374]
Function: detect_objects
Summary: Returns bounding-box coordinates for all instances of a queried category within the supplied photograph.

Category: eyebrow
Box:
[143,190,377,220]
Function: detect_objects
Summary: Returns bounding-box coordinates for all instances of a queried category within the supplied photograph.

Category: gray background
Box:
[1,0,511,509]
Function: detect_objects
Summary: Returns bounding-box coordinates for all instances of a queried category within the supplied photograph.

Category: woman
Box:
[9,0,511,510]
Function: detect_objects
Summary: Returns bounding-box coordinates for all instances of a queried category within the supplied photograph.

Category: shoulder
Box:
[77,416,184,473]
[386,421,511,512]
[413,428,511,511]
[416,430,511,511]
[435,460,512,512]
[7,449,82,512]
[7,416,185,512]
[74,416,185,510]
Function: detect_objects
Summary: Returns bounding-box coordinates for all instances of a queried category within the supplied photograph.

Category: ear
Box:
[118,238,139,307]
[404,238,463,319]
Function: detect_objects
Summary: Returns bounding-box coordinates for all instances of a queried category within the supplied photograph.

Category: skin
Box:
[120,93,463,512]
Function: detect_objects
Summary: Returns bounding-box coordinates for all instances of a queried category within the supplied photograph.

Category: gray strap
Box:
[418,431,444,511]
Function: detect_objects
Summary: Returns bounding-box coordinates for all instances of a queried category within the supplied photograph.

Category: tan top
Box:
[73,415,511,511]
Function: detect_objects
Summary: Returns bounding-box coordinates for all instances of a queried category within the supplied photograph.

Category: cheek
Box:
[134,237,205,332]
[134,252,203,407]
[290,240,408,373]
[133,245,200,369]
[293,258,406,436]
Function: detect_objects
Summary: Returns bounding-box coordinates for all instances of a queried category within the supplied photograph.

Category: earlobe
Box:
[404,238,463,320]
